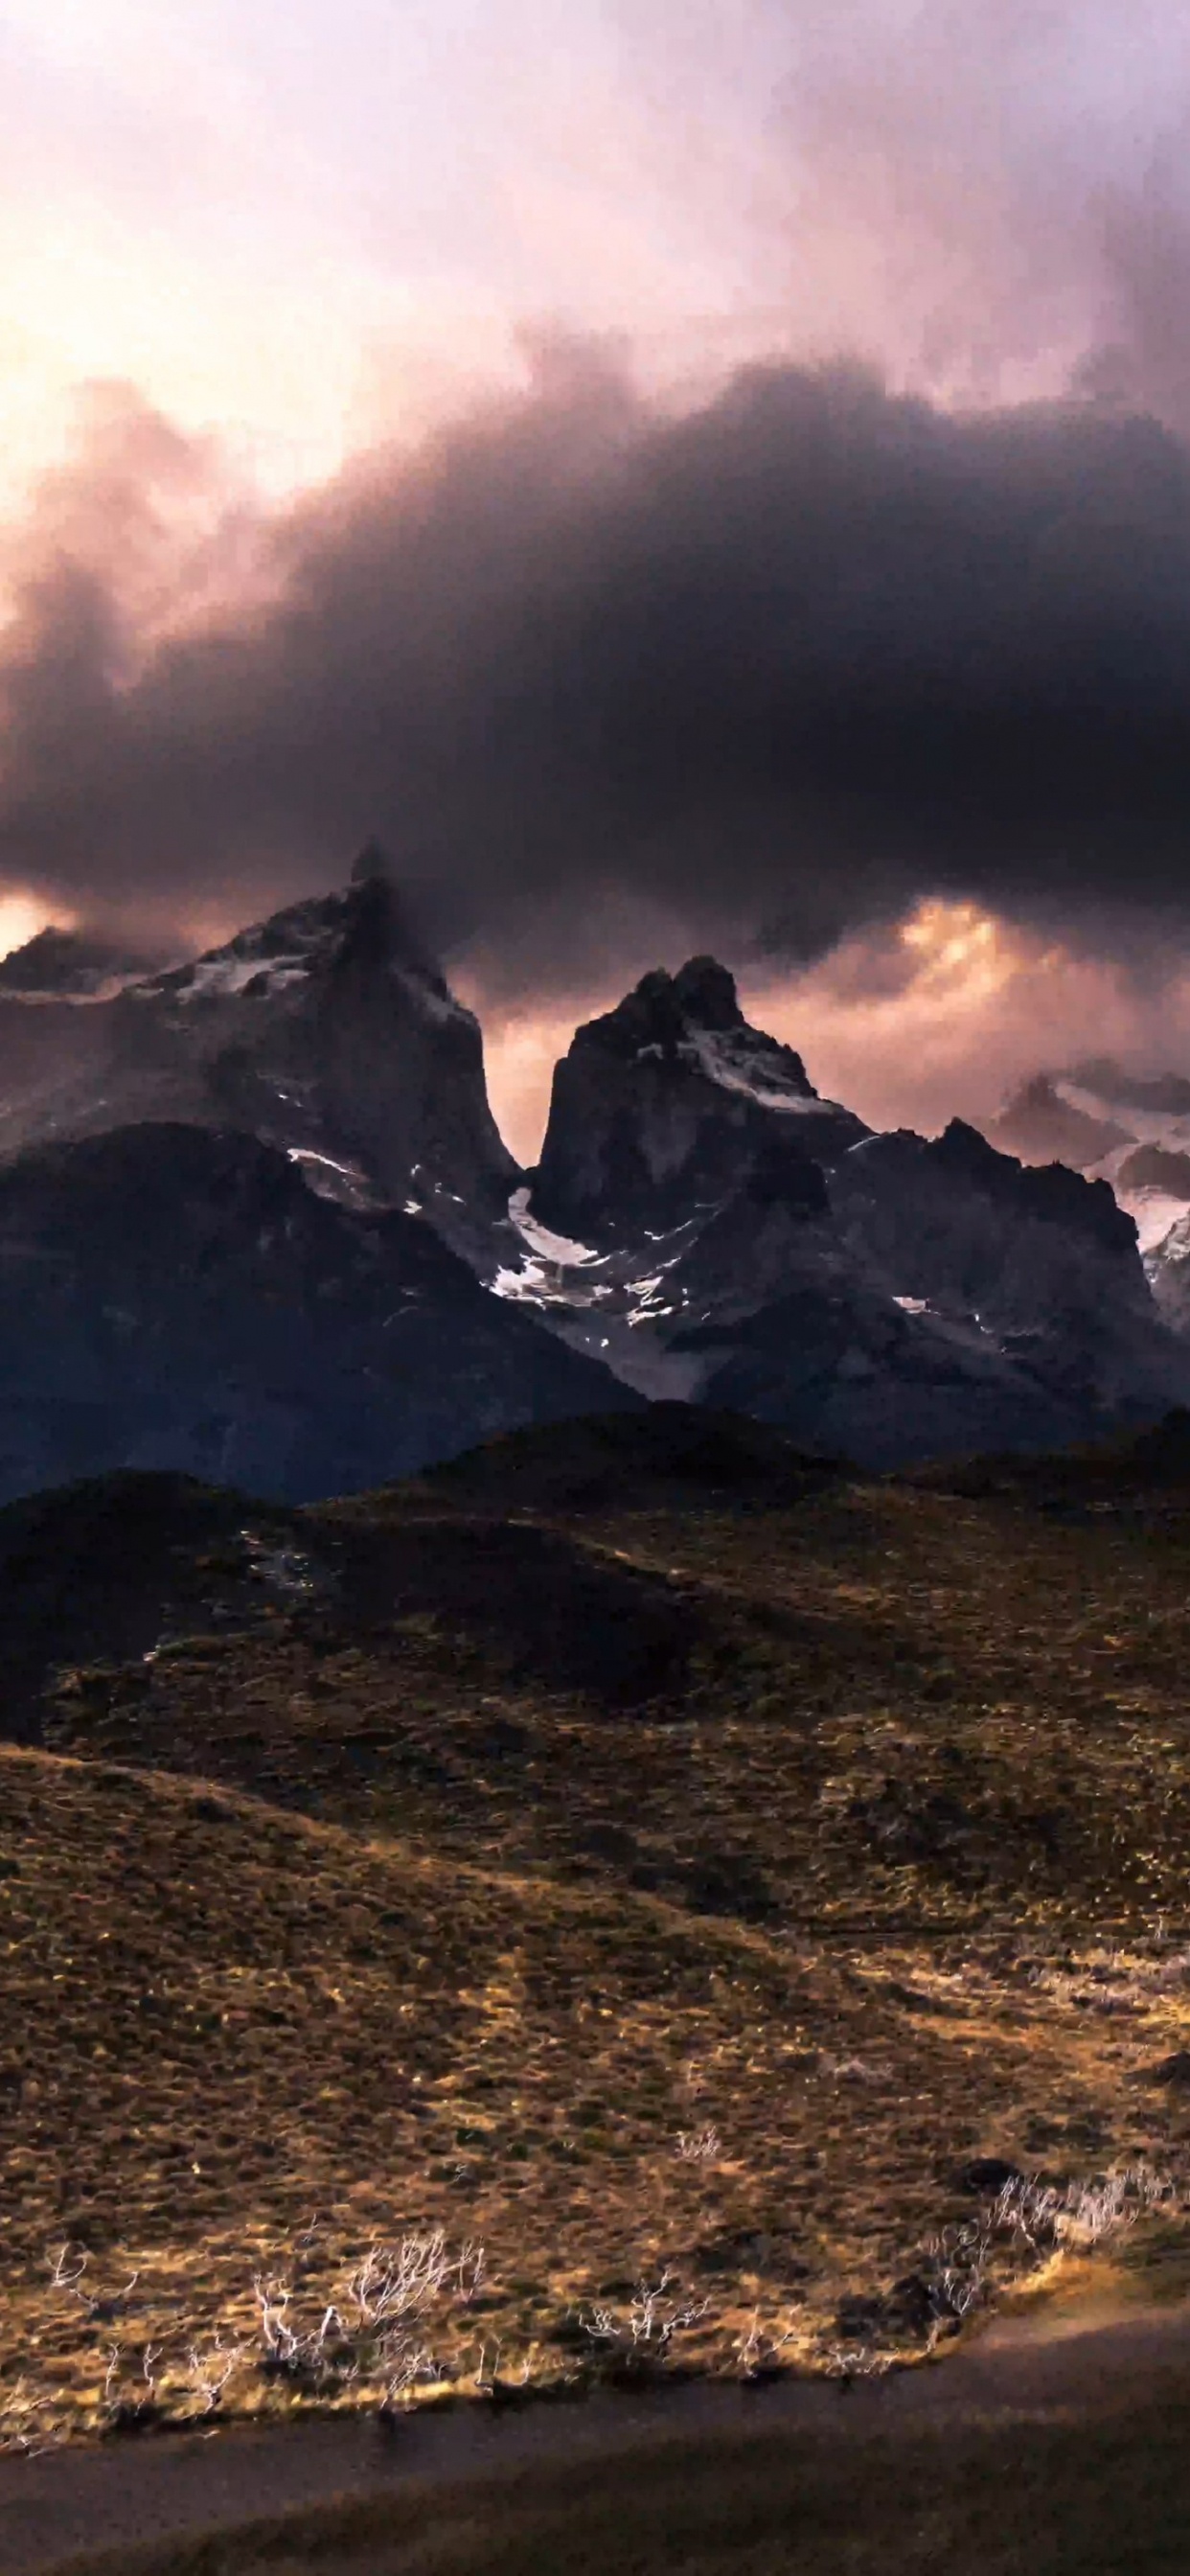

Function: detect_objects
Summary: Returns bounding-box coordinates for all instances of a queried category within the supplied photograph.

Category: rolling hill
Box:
[5,1409,1190,2449]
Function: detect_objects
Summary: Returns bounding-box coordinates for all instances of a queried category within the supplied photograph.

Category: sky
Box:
[5,0,1190,1152]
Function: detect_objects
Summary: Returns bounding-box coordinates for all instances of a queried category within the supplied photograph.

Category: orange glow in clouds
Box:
[479,900,1190,1165]
[0,893,59,960]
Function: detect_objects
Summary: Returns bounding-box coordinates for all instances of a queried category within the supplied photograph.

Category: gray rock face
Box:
[0,1122,637,1506]
[979,1056,1190,1283]
[494,970,1190,1464]
[831,1120,1144,1315]
[1146,1211,1190,1335]
[710,1119,1183,1465]
[0,849,517,1249]
[532,957,865,1236]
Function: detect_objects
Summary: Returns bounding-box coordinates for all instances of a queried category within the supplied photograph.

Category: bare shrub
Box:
[251,2226,485,2405]
[45,2241,140,2324]
[1029,1946,1190,2013]
[675,2125,721,2163]
[819,2338,891,2382]
[580,2268,712,2374]
[829,2159,1183,2365]
[990,2161,1177,2252]
[732,2310,801,2380]
[182,2334,246,2415]
[917,2160,1180,2338]
[99,2340,164,2434]
[0,2373,60,2457]
[10,2220,488,2443]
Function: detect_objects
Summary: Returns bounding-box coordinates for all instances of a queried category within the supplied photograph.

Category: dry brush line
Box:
[3,2161,1185,2451]
[824,2160,1183,2377]
[0,2221,491,2450]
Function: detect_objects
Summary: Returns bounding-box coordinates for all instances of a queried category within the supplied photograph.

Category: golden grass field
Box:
[7,1409,1190,2452]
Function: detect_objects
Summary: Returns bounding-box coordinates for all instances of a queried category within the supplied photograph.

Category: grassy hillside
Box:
[6,1409,1190,2447]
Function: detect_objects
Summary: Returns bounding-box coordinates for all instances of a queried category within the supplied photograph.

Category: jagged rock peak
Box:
[671,955,744,1030]
[134,847,448,1009]
[531,956,868,1236]
[0,852,517,1230]
[575,955,817,1101]
[844,1116,1138,1255]
[350,836,396,886]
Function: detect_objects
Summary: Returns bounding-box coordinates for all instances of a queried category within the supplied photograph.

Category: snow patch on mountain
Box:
[173,952,312,1003]
[506,1184,605,1269]
[683,1023,829,1112]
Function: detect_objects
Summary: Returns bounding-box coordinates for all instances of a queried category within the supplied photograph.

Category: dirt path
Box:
[6,2297,1190,2575]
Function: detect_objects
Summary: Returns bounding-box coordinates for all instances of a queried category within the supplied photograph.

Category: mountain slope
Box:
[494,964,1190,1462]
[987,1059,1190,1269]
[0,848,516,1245]
[0,1121,637,1506]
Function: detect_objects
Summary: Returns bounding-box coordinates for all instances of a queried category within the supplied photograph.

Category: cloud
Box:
[6,350,1190,988]
[476,900,1190,1162]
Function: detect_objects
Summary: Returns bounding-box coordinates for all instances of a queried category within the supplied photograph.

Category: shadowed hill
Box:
[402,1401,846,1515]
[0,1472,310,1742]
[0,1123,640,1507]
[907,1404,1190,1506]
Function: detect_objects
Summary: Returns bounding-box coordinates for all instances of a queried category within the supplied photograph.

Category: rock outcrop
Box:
[0,847,516,1252]
[532,956,865,1235]
[0,1122,637,1505]
[493,967,1190,1463]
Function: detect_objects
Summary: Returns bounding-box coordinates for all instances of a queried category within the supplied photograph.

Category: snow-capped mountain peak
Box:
[531,957,864,1238]
[0,850,515,1236]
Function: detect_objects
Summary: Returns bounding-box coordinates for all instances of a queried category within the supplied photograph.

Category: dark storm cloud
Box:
[6,351,1190,981]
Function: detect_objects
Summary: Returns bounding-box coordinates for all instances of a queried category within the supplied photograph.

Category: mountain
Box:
[987,1071,1131,1172]
[0,1121,637,1506]
[0,872,1186,1489]
[982,1055,1190,1335]
[533,955,865,1235]
[0,923,161,996]
[0,846,515,1250]
[491,964,1190,1463]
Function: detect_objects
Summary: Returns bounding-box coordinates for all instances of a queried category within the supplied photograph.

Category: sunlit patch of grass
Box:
[10,1455,1190,2444]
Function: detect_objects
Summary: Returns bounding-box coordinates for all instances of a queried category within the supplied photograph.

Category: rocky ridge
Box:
[0,862,1187,1486]
[0,846,515,1253]
[986,1055,1190,1321]
[0,1121,636,1504]
[492,965,1190,1462]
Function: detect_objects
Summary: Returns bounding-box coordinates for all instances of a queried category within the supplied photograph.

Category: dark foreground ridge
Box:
[0,1122,637,1507]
